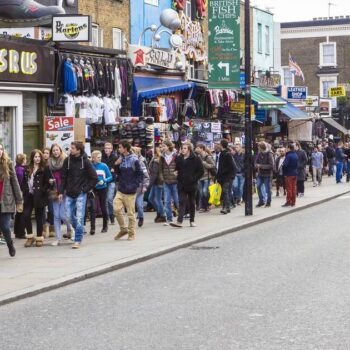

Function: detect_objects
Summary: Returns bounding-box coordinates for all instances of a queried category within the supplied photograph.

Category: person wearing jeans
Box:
[311,146,323,186]
[232,143,245,204]
[159,141,179,224]
[335,141,345,184]
[170,142,204,228]
[59,141,97,249]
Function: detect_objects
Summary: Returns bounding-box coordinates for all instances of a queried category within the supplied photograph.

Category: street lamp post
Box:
[244,0,253,216]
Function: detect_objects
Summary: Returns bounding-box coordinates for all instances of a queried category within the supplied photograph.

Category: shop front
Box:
[0,36,55,158]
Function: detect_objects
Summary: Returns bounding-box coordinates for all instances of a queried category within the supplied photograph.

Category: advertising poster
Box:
[52,15,91,42]
[208,0,240,89]
[45,116,74,154]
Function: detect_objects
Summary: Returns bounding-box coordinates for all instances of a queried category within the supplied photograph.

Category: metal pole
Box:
[244,0,253,216]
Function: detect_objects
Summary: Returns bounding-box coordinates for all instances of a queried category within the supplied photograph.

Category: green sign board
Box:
[208,0,241,89]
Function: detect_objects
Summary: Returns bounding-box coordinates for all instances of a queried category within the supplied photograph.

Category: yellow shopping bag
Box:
[208,183,222,207]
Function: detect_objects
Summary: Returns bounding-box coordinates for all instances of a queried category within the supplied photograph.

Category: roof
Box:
[322,117,349,135]
[281,18,350,29]
[249,87,286,107]
[279,102,310,120]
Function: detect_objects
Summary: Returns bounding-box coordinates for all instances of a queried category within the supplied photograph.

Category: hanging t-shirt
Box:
[64,94,75,117]
[103,97,117,125]
[63,60,77,94]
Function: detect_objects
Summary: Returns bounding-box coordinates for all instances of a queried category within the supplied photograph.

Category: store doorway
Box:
[0,107,15,159]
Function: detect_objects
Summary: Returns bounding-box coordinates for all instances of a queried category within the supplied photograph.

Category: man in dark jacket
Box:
[335,141,345,183]
[325,142,336,176]
[295,141,308,197]
[232,142,245,205]
[255,141,274,207]
[102,142,118,224]
[216,139,236,214]
[170,142,204,228]
[59,141,97,249]
[114,141,143,241]
[282,143,299,207]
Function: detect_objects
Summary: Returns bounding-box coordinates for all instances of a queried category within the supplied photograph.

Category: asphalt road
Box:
[2,195,350,350]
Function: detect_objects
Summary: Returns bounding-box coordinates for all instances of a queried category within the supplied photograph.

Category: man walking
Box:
[59,141,97,249]
[311,146,323,186]
[255,141,274,208]
[282,143,299,207]
[295,141,308,197]
[335,141,345,183]
[216,139,236,214]
[102,142,118,225]
[325,142,336,176]
[232,142,245,205]
[114,141,143,241]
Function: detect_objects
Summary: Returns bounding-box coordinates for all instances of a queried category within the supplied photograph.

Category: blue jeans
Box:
[257,176,271,205]
[65,192,87,243]
[163,183,179,222]
[198,179,210,210]
[136,192,145,219]
[53,199,70,241]
[106,182,116,220]
[148,185,165,217]
[0,211,12,244]
[336,161,343,183]
[233,174,245,202]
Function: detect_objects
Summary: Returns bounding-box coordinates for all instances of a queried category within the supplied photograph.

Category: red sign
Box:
[45,116,74,132]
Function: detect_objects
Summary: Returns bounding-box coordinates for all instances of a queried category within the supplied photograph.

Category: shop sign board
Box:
[230,99,255,116]
[0,40,55,84]
[329,86,346,98]
[305,95,319,107]
[52,15,91,42]
[45,116,74,154]
[128,44,184,70]
[319,99,332,117]
[287,86,307,100]
[208,0,240,89]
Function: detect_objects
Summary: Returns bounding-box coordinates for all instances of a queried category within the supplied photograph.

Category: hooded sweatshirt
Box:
[93,162,113,190]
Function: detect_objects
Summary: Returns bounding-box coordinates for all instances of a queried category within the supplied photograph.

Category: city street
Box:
[1,194,350,349]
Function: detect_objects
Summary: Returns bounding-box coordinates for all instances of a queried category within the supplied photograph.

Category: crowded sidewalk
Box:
[0,177,348,305]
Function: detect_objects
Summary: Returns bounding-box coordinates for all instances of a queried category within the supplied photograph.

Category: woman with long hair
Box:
[23,149,50,247]
[48,144,73,246]
[0,144,23,257]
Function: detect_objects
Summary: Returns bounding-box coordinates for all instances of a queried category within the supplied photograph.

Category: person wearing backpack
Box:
[195,144,215,212]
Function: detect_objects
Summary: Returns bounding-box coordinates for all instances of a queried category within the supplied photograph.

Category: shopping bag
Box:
[208,183,222,206]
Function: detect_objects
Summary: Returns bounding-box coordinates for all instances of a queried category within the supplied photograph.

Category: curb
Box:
[1,190,349,307]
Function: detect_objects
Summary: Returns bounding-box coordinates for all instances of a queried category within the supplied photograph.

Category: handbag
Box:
[208,183,222,207]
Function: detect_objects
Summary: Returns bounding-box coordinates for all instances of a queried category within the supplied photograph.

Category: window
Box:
[319,75,337,108]
[113,28,124,50]
[282,67,294,86]
[187,60,204,80]
[90,24,103,47]
[257,23,262,53]
[265,25,270,55]
[184,0,191,18]
[320,42,336,67]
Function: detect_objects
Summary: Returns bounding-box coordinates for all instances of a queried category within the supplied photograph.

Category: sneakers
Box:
[114,228,128,240]
[138,218,144,227]
[220,209,228,214]
[72,242,80,249]
[170,222,183,228]
[163,222,171,226]
[155,216,166,223]
[256,203,265,208]
[190,222,197,227]
[264,203,271,208]
[127,233,135,241]
[51,240,60,246]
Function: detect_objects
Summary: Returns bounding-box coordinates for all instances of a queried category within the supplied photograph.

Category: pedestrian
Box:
[325,142,336,176]
[159,140,179,225]
[91,150,113,234]
[132,147,150,228]
[14,153,27,239]
[0,143,23,257]
[114,141,144,241]
[102,142,118,225]
[42,147,54,237]
[216,139,236,214]
[23,149,50,247]
[311,146,324,186]
[295,141,308,197]
[47,144,73,246]
[170,142,204,228]
[335,141,345,183]
[195,143,215,212]
[255,141,275,207]
[232,142,245,205]
[282,143,298,207]
[59,141,97,249]
[275,147,286,197]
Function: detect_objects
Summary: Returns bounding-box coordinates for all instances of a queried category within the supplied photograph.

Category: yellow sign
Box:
[329,86,346,97]
[305,98,313,105]
[230,99,245,113]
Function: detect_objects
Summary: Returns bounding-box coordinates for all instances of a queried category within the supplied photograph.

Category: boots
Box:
[101,218,108,233]
[49,225,55,238]
[35,236,44,247]
[42,224,49,238]
[24,234,35,248]
[128,231,135,241]
[7,240,16,257]
[114,228,128,240]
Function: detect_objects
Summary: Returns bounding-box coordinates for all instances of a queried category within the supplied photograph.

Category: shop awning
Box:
[133,77,195,100]
[249,87,286,108]
[279,102,310,120]
[322,117,349,135]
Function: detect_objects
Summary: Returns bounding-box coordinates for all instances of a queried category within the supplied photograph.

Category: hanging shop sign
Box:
[52,15,91,42]
[258,73,281,89]
[208,0,240,89]
[305,95,319,107]
[319,99,332,117]
[0,40,55,84]
[230,99,255,116]
[287,86,307,100]
[0,27,52,40]
[45,116,74,154]
[128,44,185,70]
[329,86,346,98]
[177,12,206,62]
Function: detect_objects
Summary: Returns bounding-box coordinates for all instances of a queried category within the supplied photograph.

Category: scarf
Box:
[48,157,64,172]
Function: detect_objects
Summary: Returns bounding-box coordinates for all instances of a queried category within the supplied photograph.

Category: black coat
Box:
[60,154,98,198]
[217,149,236,184]
[24,166,50,208]
[176,153,204,192]
[102,151,118,181]
[296,149,308,181]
